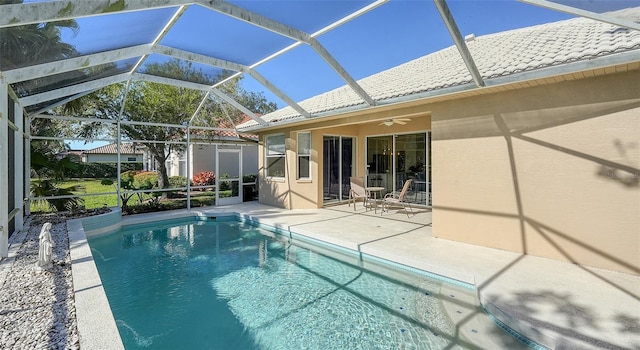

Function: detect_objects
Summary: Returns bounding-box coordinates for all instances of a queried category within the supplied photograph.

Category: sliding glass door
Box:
[323,136,355,203]
[366,136,393,189]
[396,133,429,205]
[367,132,430,206]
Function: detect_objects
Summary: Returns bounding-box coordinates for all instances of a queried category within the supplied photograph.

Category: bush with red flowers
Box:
[192,171,216,187]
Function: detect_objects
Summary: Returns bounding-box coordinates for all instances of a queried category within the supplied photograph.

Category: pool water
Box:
[88,218,473,349]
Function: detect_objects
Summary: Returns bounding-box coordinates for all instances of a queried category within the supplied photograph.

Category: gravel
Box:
[0,220,80,350]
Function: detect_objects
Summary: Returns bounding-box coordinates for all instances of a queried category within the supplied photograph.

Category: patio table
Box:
[365,187,385,213]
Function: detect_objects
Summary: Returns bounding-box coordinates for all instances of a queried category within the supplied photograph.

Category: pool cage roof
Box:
[2,0,639,133]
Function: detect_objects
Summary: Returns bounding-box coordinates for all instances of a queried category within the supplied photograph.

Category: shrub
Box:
[30,180,84,212]
[67,162,143,178]
[193,171,216,187]
[119,170,138,188]
[243,174,257,183]
[168,175,189,188]
[133,171,158,190]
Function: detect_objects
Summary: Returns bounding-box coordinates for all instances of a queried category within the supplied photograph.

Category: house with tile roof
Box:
[164,115,260,203]
[237,9,640,275]
[82,143,144,164]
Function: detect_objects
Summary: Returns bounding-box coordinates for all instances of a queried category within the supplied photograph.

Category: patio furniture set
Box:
[348,176,414,217]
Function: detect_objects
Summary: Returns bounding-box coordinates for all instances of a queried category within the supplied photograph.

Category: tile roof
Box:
[83,143,142,154]
[238,8,640,130]
[191,114,259,142]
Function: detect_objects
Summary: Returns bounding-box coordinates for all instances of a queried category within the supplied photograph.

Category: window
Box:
[266,134,285,177]
[127,157,137,162]
[297,132,311,179]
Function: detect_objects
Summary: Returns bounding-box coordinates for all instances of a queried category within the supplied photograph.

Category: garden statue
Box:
[36,222,54,271]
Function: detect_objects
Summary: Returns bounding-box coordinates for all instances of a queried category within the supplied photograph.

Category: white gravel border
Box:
[0,213,123,350]
[0,219,80,349]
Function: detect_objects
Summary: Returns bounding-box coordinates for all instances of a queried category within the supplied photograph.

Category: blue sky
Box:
[59,0,633,149]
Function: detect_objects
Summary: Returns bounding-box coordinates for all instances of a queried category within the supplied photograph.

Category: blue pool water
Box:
[88,217,476,349]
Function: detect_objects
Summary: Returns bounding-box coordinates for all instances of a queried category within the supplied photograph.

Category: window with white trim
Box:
[266,134,286,178]
[297,132,311,179]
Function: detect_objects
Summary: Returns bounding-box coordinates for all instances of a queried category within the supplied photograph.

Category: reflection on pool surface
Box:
[88,217,485,349]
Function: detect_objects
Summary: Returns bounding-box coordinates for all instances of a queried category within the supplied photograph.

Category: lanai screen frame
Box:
[1,0,638,257]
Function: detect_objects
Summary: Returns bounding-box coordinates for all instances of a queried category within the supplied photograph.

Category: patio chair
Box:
[348,176,369,211]
[382,179,413,217]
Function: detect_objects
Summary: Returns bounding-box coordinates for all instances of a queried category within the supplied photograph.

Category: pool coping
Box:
[67,211,124,350]
[71,208,553,350]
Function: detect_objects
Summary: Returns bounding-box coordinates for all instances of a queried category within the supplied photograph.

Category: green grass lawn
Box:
[64,179,120,208]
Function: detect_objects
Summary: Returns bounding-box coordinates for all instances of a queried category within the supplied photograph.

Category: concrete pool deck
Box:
[74,202,639,349]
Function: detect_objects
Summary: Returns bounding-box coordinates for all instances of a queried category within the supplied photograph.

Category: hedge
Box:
[66,162,143,178]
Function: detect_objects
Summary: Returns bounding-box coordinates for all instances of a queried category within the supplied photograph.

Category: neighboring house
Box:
[82,143,144,163]
[237,10,640,275]
[165,144,258,179]
[162,116,260,204]
[56,149,83,162]
[165,115,260,180]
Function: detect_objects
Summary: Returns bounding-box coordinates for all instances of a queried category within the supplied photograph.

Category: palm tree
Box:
[0,0,83,212]
[0,1,78,71]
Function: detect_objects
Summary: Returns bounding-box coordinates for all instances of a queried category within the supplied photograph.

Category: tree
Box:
[63,58,277,197]
[0,0,85,211]
[0,0,79,96]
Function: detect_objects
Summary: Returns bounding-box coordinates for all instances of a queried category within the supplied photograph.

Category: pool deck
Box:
[193,201,640,350]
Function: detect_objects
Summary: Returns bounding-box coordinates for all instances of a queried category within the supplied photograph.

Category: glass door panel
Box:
[216,148,241,205]
[323,136,355,204]
[340,137,354,200]
[395,133,428,205]
[367,132,430,206]
[366,136,393,192]
[323,136,339,201]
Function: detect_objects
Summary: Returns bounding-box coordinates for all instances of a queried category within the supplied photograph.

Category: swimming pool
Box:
[87,217,525,349]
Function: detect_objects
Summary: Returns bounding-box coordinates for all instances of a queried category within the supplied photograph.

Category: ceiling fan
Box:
[379,118,411,126]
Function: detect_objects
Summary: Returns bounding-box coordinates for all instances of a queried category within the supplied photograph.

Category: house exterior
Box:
[165,117,260,180]
[82,143,144,164]
[165,144,259,179]
[238,10,640,275]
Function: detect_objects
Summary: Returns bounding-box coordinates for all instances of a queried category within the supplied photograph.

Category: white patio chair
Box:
[348,176,369,211]
[382,179,413,217]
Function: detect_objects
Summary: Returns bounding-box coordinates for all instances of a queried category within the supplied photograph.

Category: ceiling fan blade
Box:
[396,118,411,122]
[395,120,407,125]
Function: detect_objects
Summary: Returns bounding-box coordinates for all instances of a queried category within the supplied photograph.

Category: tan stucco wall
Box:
[257,131,300,208]
[431,71,640,274]
[255,69,638,274]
